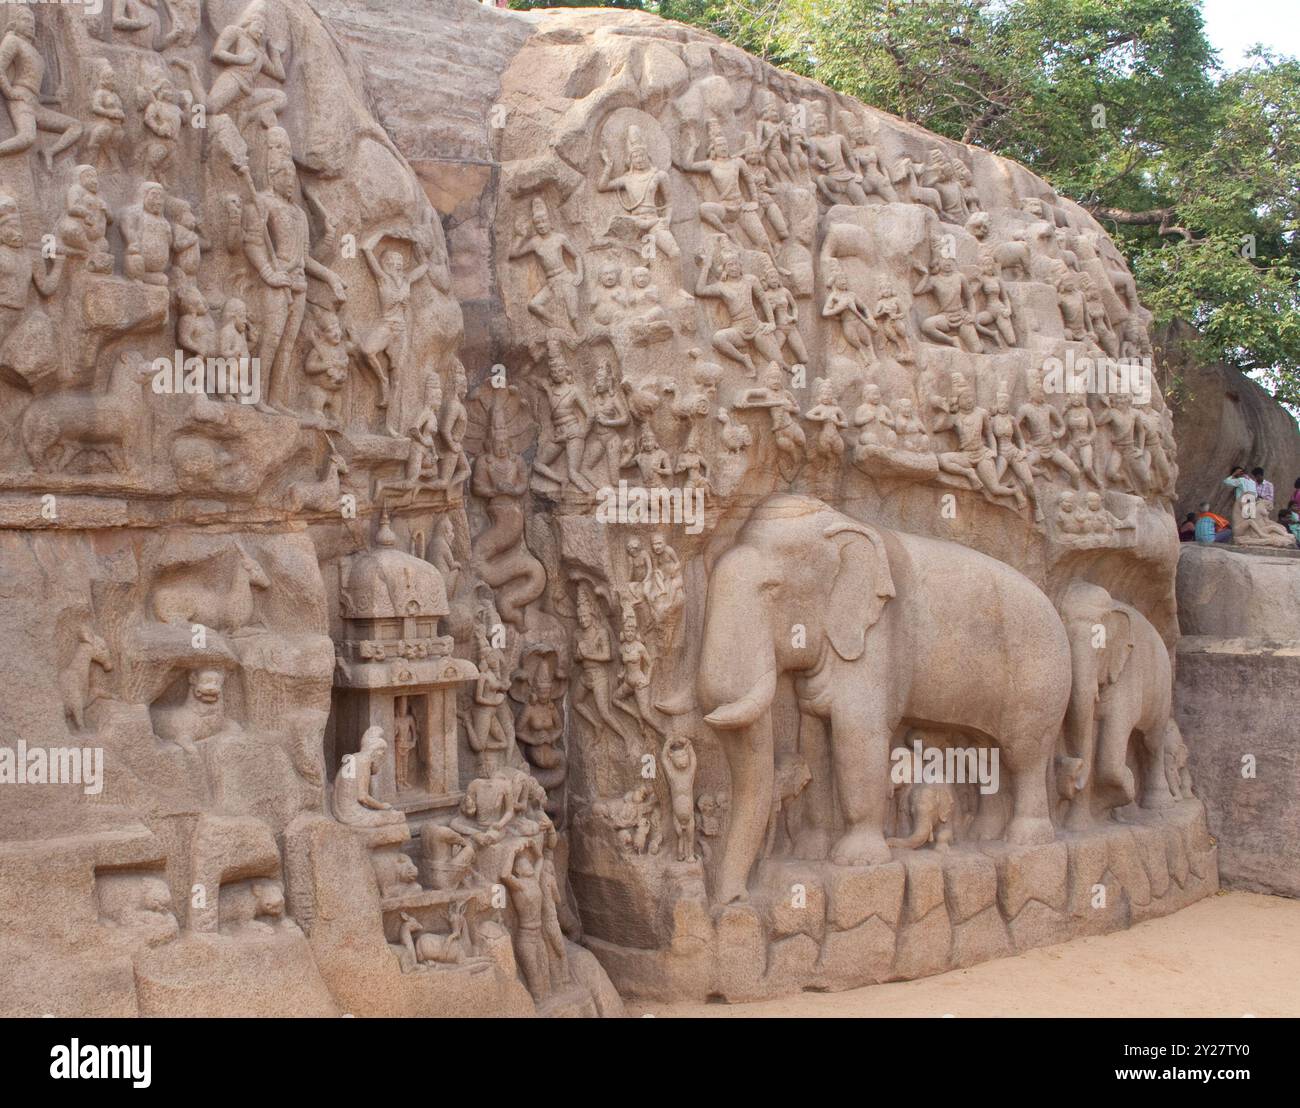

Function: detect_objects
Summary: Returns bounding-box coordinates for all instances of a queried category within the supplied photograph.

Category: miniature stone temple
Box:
[0,0,1218,1017]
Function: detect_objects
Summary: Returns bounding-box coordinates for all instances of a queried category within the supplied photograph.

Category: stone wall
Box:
[0,0,1221,1015]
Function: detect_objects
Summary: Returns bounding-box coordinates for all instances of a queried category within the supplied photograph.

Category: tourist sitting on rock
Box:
[1280,506,1300,547]
[1252,466,1275,510]
[1194,503,1231,544]
[1178,512,1197,542]
[1290,477,1300,512]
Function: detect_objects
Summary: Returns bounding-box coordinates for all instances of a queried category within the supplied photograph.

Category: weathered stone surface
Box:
[0,0,1224,1017]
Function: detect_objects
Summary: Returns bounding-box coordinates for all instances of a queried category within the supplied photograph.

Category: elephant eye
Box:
[759,580,780,593]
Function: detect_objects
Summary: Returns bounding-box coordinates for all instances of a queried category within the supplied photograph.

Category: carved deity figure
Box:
[822,263,877,361]
[913,257,981,353]
[57,165,113,273]
[509,197,583,333]
[1096,391,1150,493]
[872,283,914,362]
[675,121,769,250]
[932,375,1025,507]
[1017,375,1082,487]
[596,124,678,260]
[807,110,869,206]
[582,360,630,489]
[972,253,1016,348]
[990,388,1043,522]
[237,134,346,413]
[531,346,596,495]
[695,240,784,376]
[0,9,82,171]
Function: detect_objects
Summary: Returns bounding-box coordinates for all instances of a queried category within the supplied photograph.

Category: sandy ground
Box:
[628,891,1300,1017]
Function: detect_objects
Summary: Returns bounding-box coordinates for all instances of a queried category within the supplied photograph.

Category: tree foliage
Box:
[510,1,1300,404]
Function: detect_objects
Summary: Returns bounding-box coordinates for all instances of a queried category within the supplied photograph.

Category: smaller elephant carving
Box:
[887,782,956,851]
[1059,582,1176,827]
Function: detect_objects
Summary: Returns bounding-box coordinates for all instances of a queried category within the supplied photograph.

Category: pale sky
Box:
[1201,0,1300,67]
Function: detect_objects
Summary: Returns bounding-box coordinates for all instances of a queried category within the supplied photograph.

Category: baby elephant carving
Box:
[887,782,956,851]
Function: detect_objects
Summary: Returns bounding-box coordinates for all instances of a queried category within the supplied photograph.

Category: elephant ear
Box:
[1101,608,1135,688]
[823,521,895,661]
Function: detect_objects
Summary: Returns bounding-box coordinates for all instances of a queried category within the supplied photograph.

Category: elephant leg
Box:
[1138,721,1176,810]
[1003,727,1056,846]
[827,705,892,867]
[1094,710,1137,805]
[793,709,832,859]
[715,711,774,904]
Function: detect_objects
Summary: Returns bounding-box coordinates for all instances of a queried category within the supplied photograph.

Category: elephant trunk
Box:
[713,707,774,905]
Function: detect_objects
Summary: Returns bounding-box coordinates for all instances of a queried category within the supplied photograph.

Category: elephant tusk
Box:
[703,667,777,732]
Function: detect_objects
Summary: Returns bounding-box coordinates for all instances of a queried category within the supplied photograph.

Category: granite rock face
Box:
[0,0,1216,1015]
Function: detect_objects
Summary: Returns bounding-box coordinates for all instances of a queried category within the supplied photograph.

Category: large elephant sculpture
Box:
[686,494,1071,904]
[1057,582,1177,828]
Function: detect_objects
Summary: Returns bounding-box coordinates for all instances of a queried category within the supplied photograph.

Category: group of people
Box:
[1179,467,1300,547]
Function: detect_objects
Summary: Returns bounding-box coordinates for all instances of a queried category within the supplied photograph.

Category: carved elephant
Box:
[888,781,956,851]
[688,494,1070,904]
[1057,582,1177,827]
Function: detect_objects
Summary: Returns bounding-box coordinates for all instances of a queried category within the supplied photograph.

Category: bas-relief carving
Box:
[1,1,1214,1016]
[488,9,1215,1002]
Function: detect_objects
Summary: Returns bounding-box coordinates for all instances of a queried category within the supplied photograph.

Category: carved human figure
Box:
[393,695,418,793]
[660,734,698,862]
[531,348,596,495]
[175,1,287,120]
[990,388,1043,521]
[1055,489,1085,536]
[360,239,429,416]
[238,136,346,413]
[760,263,808,365]
[57,165,114,274]
[843,114,899,202]
[169,199,205,286]
[503,845,551,1000]
[695,241,784,376]
[921,148,969,223]
[508,197,583,333]
[1096,391,1150,492]
[804,378,847,466]
[913,257,981,352]
[1017,375,1081,487]
[302,306,357,427]
[755,96,795,183]
[1056,270,1090,342]
[137,73,187,184]
[870,282,914,363]
[1136,396,1175,497]
[0,9,82,171]
[581,360,630,489]
[590,263,626,327]
[333,727,405,827]
[932,376,1025,506]
[973,253,1016,348]
[893,398,930,454]
[676,121,770,249]
[121,181,172,287]
[625,266,669,325]
[761,365,806,471]
[468,625,515,761]
[596,124,678,260]
[86,64,127,172]
[822,263,877,361]
[154,669,242,753]
[645,533,684,626]
[1062,391,1104,487]
[614,609,664,739]
[1080,273,1119,357]
[436,362,472,489]
[515,668,565,816]
[807,110,870,206]
[630,425,672,488]
[741,138,788,241]
[852,383,897,457]
[176,285,217,367]
[573,590,632,750]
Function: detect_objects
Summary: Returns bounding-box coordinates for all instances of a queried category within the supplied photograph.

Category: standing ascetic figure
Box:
[680,494,1069,904]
